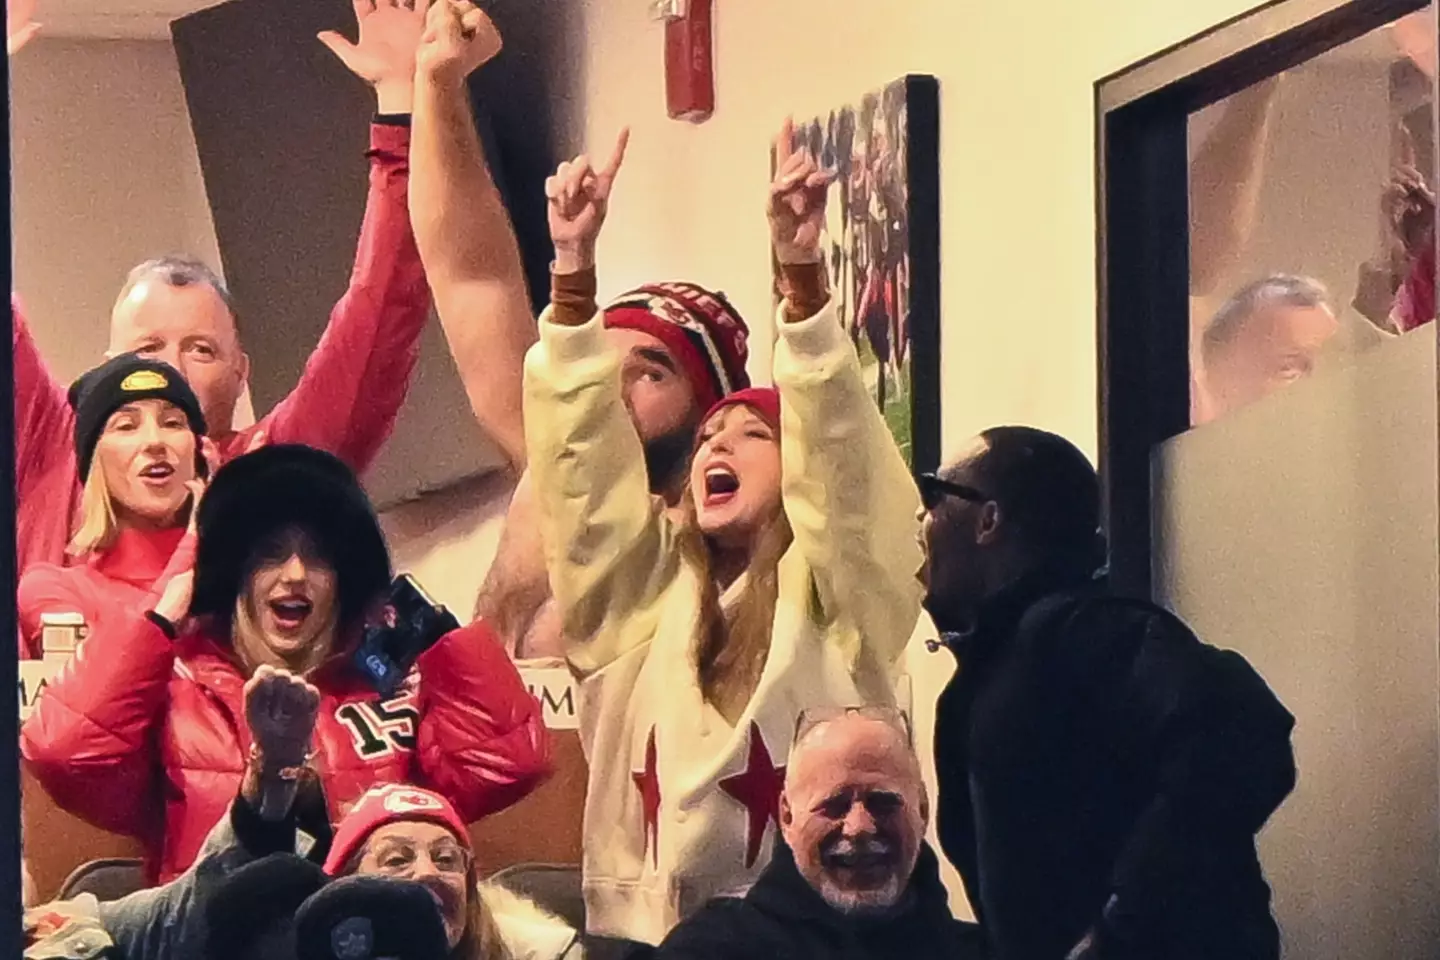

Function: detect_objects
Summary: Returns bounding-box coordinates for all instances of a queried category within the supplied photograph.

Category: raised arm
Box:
[1188,77,1281,298]
[12,298,81,574]
[243,2,433,471]
[767,120,924,671]
[523,132,680,675]
[413,619,550,820]
[411,0,535,470]
[98,667,323,958]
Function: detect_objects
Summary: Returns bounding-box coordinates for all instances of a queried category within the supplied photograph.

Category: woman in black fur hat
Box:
[23,443,550,886]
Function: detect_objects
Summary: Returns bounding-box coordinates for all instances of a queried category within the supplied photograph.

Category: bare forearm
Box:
[411,75,525,291]
[1189,77,1280,295]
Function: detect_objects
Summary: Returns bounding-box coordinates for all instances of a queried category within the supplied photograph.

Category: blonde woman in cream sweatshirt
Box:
[522,120,925,947]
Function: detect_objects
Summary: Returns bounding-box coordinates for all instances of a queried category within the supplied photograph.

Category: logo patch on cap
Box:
[382,788,445,815]
[332,917,374,960]
[120,370,168,392]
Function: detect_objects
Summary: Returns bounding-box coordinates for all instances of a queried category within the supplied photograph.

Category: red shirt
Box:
[12,122,431,593]
[18,526,194,659]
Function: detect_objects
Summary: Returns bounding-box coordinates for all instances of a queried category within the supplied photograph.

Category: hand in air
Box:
[245,665,322,767]
[319,0,427,112]
[1384,165,1436,261]
[7,0,38,55]
[769,118,834,265]
[415,0,502,86]
[546,129,630,272]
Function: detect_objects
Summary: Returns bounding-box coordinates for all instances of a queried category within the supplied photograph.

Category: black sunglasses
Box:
[918,472,989,511]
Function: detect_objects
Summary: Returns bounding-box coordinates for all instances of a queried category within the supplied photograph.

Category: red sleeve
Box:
[16,564,88,660]
[20,616,174,838]
[1393,245,1436,334]
[12,296,80,572]
[413,619,551,822]
[241,123,431,471]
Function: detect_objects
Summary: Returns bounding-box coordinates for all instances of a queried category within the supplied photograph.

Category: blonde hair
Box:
[680,485,794,723]
[68,468,121,557]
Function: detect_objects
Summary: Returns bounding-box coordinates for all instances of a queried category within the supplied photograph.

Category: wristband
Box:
[145,610,177,640]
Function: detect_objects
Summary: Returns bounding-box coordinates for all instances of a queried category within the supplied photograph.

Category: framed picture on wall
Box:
[773,73,940,476]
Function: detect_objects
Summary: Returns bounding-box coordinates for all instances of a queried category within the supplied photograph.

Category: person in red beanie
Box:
[321,783,581,960]
[409,2,751,664]
[22,444,550,886]
[520,118,924,947]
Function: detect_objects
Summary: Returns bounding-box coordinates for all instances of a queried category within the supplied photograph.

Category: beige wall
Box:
[11,37,221,384]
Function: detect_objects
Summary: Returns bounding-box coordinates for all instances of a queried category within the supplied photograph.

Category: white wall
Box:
[10,37,221,384]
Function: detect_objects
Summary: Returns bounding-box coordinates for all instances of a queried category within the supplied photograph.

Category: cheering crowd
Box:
[11,2,1298,959]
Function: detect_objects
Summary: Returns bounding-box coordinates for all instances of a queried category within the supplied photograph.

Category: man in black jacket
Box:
[651,709,986,960]
[919,426,1297,960]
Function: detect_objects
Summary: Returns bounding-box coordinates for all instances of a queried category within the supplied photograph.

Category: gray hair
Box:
[115,256,240,331]
[1203,273,1332,359]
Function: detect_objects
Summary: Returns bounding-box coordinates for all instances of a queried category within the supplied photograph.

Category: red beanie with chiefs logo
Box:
[322,784,470,876]
[603,281,751,411]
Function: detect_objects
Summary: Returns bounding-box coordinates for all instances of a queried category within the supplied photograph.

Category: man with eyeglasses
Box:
[918,426,1297,960]
[650,708,986,960]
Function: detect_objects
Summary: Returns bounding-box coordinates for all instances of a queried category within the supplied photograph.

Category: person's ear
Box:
[918,782,931,828]
[779,791,795,831]
[975,501,1003,546]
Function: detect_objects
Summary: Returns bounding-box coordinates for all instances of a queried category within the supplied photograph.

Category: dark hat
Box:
[68,353,207,479]
[188,445,391,631]
[203,853,328,960]
[295,876,451,960]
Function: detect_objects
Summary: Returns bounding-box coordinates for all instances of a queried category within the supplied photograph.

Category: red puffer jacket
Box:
[21,614,550,884]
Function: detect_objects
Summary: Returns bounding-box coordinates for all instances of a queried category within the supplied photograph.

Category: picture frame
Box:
[774,73,941,476]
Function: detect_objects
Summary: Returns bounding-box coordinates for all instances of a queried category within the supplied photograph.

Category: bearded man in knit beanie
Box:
[410,3,750,663]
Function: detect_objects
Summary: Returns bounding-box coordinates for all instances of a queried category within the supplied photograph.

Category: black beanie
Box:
[203,853,329,960]
[295,875,451,960]
[68,354,207,479]
[188,445,391,632]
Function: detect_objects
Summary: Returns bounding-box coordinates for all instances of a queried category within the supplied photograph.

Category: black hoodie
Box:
[650,837,987,960]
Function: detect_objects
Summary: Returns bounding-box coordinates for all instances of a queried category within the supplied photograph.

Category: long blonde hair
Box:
[680,483,794,722]
[68,468,121,557]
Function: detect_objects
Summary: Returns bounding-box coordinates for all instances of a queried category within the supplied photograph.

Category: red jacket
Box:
[18,527,195,659]
[12,121,431,583]
[21,614,550,884]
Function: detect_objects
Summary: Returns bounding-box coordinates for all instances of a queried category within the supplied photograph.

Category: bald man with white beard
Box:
[651,710,987,960]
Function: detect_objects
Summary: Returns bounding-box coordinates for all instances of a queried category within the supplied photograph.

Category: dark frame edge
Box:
[906,73,942,479]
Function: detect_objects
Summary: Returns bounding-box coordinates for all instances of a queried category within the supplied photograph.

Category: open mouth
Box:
[267,596,313,631]
[703,465,740,506]
[138,461,176,482]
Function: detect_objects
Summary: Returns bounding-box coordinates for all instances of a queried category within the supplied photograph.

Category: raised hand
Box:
[769,117,834,265]
[319,0,427,114]
[7,0,39,56]
[415,0,503,87]
[244,665,321,768]
[546,129,630,273]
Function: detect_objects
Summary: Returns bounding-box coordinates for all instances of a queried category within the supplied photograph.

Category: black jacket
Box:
[934,570,1296,960]
[651,838,987,960]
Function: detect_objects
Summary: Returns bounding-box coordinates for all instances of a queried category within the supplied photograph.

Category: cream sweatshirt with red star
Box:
[522,296,924,946]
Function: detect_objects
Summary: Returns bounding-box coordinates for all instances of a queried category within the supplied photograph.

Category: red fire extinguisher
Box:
[663,0,714,123]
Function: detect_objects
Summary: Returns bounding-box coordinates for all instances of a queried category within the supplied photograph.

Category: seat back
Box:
[485,862,584,933]
[56,858,146,903]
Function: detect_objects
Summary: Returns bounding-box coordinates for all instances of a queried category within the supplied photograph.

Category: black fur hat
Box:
[188,444,391,632]
[203,853,329,960]
[295,875,451,960]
